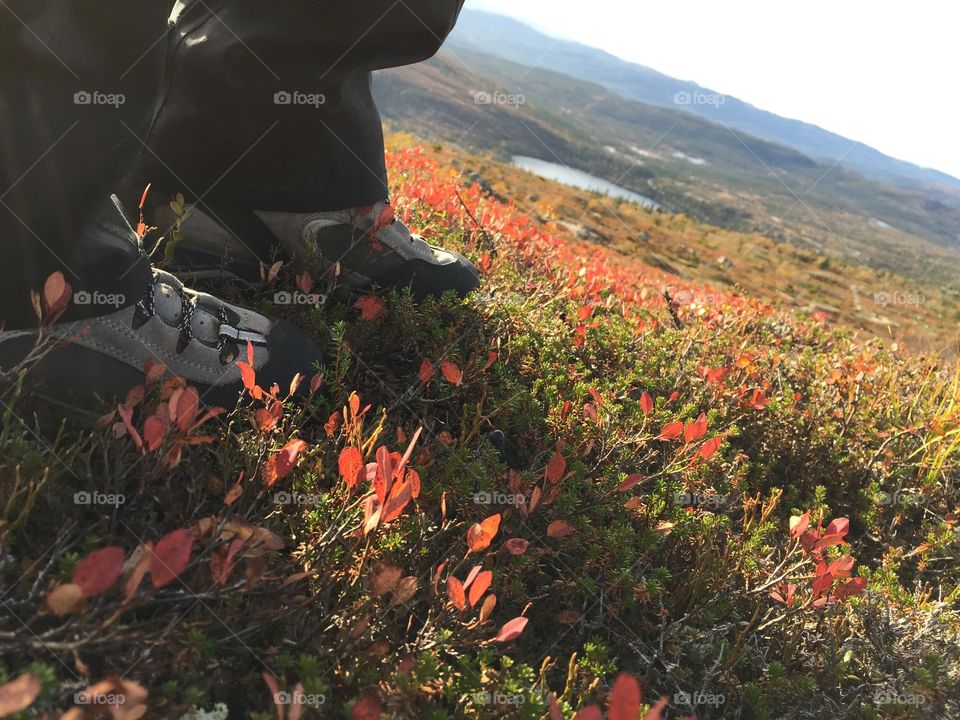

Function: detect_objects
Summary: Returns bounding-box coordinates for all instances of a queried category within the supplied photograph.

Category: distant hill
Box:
[447,10,960,194]
[374,48,960,283]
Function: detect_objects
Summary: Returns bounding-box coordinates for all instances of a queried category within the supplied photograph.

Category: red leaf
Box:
[640,391,654,416]
[617,474,643,492]
[254,399,284,433]
[545,451,566,484]
[825,517,850,538]
[210,538,246,586]
[447,576,466,611]
[237,361,261,400]
[273,438,308,483]
[643,695,670,720]
[338,446,364,491]
[463,564,483,590]
[546,519,576,538]
[380,476,414,524]
[468,570,493,607]
[658,421,684,441]
[43,271,71,317]
[73,546,125,598]
[175,386,200,433]
[0,674,42,717]
[350,693,384,720]
[493,616,528,642]
[835,576,866,601]
[467,513,501,553]
[504,538,530,555]
[439,360,463,386]
[419,358,435,384]
[827,555,855,579]
[151,528,194,588]
[697,435,722,460]
[789,511,811,538]
[484,351,498,371]
[353,295,385,321]
[607,673,641,720]
[143,415,166,451]
[684,412,707,443]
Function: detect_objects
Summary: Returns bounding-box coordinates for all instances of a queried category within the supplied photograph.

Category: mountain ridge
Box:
[448,9,960,193]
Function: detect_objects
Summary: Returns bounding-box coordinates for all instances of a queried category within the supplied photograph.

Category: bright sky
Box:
[467,0,960,180]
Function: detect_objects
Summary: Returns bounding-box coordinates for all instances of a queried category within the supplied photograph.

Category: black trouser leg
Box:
[0,2,167,330]
[132,0,465,213]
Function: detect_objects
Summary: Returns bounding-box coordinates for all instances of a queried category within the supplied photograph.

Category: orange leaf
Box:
[353,295,385,320]
[175,386,200,433]
[463,564,483,590]
[545,451,566,484]
[338,446,364,491]
[439,360,463,386]
[697,436,722,460]
[607,673,641,720]
[447,576,466,611]
[123,542,153,602]
[43,271,71,316]
[143,415,166,452]
[419,358,434,384]
[658,421,684,441]
[73,546,125,598]
[484,351,498,371]
[684,412,707,443]
[46,583,85,616]
[0,674,42,717]
[468,570,493,607]
[466,513,501,553]
[380,476,413,524]
[546,519,576,538]
[479,593,497,622]
[151,528,194,588]
[504,538,529,555]
[492,616,528,642]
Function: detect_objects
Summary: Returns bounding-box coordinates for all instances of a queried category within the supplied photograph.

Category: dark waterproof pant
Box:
[0,0,464,329]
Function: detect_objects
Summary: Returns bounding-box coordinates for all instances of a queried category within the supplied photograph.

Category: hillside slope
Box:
[2,141,959,719]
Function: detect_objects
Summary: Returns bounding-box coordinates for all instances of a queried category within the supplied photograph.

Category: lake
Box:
[512,155,661,210]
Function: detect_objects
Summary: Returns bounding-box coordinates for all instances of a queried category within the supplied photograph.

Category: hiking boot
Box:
[0,267,320,413]
[134,192,480,300]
